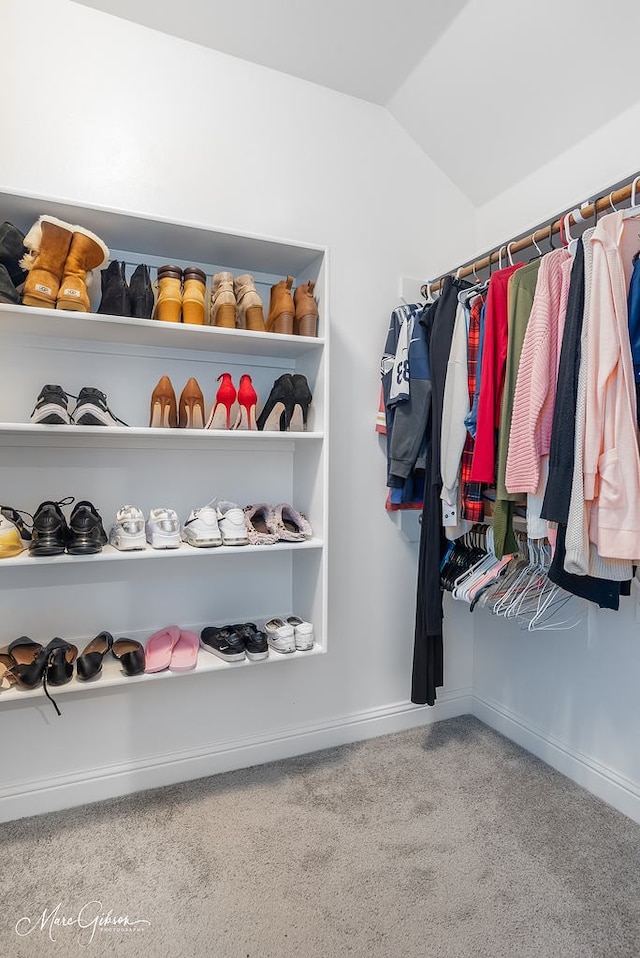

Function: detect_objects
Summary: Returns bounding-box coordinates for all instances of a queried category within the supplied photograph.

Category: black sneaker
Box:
[0,505,33,541]
[67,500,108,555]
[229,622,268,661]
[31,384,72,425]
[200,625,246,662]
[29,498,74,556]
[71,387,128,427]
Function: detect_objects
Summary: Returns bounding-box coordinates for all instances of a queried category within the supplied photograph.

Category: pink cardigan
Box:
[505,249,572,494]
[583,211,640,561]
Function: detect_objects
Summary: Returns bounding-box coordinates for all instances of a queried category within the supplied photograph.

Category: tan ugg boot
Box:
[182,267,207,325]
[266,276,294,334]
[153,265,183,323]
[20,216,74,309]
[293,280,319,337]
[210,272,236,328]
[234,274,265,331]
[57,225,109,312]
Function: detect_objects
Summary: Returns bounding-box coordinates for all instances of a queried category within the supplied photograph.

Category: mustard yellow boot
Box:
[266,276,294,334]
[234,274,265,331]
[57,225,109,312]
[293,280,319,337]
[182,267,207,325]
[153,265,183,323]
[210,272,236,328]
[20,216,74,309]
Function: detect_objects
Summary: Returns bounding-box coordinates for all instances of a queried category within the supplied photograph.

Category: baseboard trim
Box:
[0,687,472,822]
[472,694,640,824]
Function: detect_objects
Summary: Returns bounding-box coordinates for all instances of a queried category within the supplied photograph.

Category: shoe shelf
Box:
[0,641,325,713]
[0,304,325,358]
[0,423,323,448]
[0,538,323,568]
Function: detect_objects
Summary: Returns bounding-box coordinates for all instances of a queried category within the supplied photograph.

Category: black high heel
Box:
[257,373,295,431]
[289,374,312,431]
[77,631,113,681]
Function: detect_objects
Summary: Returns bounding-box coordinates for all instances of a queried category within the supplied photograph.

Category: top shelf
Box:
[0,304,324,358]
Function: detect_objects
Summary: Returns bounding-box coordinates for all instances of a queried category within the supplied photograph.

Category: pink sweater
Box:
[505,249,572,494]
[583,211,640,561]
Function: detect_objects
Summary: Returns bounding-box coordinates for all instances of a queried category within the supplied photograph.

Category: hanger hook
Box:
[563,213,574,245]
[507,242,516,266]
[531,229,543,257]
[472,262,479,282]
[631,177,640,208]
[548,221,556,250]
[609,191,619,212]
[498,245,506,270]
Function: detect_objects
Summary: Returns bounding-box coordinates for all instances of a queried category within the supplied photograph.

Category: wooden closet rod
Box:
[426,172,640,295]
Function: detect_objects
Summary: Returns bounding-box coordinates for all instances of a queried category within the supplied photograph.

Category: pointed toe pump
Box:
[257,373,295,431]
[150,375,178,428]
[289,374,312,431]
[77,630,114,681]
[234,374,258,430]
[179,377,206,429]
[206,372,236,430]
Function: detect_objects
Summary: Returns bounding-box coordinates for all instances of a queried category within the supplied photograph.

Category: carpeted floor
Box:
[1,715,639,958]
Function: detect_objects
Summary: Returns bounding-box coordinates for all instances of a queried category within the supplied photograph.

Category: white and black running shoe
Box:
[30,384,73,425]
[71,386,128,427]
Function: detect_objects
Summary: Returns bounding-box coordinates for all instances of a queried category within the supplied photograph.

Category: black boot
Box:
[129,263,155,319]
[0,264,19,305]
[97,260,131,316]
[0,221,27,288]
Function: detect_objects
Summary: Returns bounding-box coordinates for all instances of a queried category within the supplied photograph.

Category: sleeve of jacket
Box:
[440,303,470,504]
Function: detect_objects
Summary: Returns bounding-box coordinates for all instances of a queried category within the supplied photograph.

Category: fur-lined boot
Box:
[20,215,74,309]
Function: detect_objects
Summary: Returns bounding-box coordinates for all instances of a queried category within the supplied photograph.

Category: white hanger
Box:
[507,242,516,266]
[531,229,543,258]
[498,245,506,270]
[623,177,640,220]
[609,191,619,212]
[563,212,578,256]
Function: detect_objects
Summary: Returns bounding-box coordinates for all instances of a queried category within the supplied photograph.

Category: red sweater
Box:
[469,263,524,483]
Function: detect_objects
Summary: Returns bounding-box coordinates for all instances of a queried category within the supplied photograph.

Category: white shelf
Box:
[1,538,323,568]
[0,641,326,712]
[0,303,324,358]
[0,422,323,448]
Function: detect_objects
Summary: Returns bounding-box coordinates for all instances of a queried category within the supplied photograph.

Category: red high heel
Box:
[206,372,236,430]
[234,374,258,430]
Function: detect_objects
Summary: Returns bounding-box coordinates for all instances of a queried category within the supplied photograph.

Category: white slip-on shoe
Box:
[109,505,146,551]
[264,617,296,654]
[145,507,181,549]
[286,615,314,651]
[182,504,223,548]
[211,498,249,546]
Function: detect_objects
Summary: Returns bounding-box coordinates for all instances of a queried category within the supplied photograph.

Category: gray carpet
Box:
[1,716,639,958]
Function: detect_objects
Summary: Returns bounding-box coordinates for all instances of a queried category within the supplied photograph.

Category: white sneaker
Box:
[211,498,249,546]
[145,507,181,549]
[109,505,146,551]
[264,617,296,654]
[182,504,222,548]
[286,615,314,651]
[0,513,24,558]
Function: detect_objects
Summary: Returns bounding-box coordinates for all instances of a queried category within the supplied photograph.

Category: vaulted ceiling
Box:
[72,0,640,205]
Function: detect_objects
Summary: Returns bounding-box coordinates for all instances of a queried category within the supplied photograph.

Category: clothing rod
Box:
[426,172,640,295]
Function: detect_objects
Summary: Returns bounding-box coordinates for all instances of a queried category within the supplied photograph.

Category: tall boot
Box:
[293,280,319,337]
[182,267,207,325]
[129,264,154,319]
[97,261,131,316]
[266,276,294,334]
[210,272,236,328]
[0,222,27,288]
[153,265,182,323]
[57,225,109,312]
[20,215,74,309]
[234,274,265,331]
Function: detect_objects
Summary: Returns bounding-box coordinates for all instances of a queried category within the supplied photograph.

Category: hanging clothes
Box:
[460,294,486,522]
[440,298,473,539]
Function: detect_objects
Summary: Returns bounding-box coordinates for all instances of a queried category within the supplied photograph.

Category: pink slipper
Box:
[169,630,199,672]
[144,625,180,673]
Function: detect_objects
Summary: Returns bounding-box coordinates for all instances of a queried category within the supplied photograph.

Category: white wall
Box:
[471,105,640,823]
[0,0,476,819]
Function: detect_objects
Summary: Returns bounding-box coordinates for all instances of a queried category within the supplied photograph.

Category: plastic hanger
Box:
[547,221,556,250]
[563,213,578,256]
[507,242,516,266]
[529,229,543,262]
[622,176,640,220]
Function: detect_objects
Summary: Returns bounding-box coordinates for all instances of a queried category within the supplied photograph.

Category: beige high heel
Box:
[179,377,206,428]
[149,375,178,427]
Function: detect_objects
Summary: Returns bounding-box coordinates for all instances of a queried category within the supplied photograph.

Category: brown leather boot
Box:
[266,276,294,334]
[234,274,265,331]
[153,265,183,323]
[182,267,207,325]
[20,216,74,309]
[210,272,236,328]
[293,280,319,337]
[57,225,109,312]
